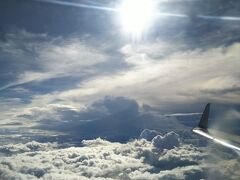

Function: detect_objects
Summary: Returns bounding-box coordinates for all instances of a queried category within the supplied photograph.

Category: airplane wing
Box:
[192,103,240,152]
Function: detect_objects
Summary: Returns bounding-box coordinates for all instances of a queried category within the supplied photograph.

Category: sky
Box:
[0,0,240,179]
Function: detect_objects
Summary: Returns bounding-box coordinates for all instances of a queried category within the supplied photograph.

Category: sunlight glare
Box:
[119,0,157,38]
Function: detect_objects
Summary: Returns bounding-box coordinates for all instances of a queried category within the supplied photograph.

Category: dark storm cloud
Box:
[12,96,188,143]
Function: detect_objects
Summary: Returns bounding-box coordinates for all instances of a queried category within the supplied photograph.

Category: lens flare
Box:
[119,0,157,38]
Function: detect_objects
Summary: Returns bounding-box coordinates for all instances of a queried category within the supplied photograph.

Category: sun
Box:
[119,0,157,38]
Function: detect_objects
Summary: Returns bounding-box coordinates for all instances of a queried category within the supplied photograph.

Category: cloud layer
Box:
[1,130,239,180]
[0,131,206,180]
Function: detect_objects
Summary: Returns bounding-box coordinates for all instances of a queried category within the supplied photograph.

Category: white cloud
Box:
[17,103,80,121]
[0,141,58,155]
[152,131,180,150]
[0,30,109,91]
[1,130,239,180]
[31,42,240,110]
[1,31,240,128]
[0,131,207,180]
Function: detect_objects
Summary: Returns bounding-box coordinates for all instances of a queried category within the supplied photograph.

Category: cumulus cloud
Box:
[140,129,161,141]
[4,96,187,143]
[0,131,208,180]
[152,131,180,150]
[1,129,239,180]
[0,141,58,155]
[0,96,189,148]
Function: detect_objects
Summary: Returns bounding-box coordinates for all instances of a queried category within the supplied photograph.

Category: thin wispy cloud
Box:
[0,30,109,91]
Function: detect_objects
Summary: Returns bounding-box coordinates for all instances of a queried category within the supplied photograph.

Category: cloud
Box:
[1,30,239,134]
[152,131,180,150]
[0,96,189,148]
[27,42,240,113]
[1,130,238,180]
[210,107,240,135]
[34,96,142,142]
[0,131,208,180]
[16,96,139,122]
[17,103,79,122]
[0,29,109,91]
[5,96,187,143]
[0,141,58,155]
[140,129,161,141]
[204,144,240,180]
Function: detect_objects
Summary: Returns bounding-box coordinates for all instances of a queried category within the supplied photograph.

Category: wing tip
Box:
[198,103,211,129]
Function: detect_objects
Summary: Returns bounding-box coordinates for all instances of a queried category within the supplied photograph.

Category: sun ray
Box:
[119,0,158,39]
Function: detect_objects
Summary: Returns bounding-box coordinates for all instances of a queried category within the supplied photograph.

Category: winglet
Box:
[198,103,210,129]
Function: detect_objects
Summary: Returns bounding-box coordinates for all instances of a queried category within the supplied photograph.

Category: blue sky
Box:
[0,1,240,179]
